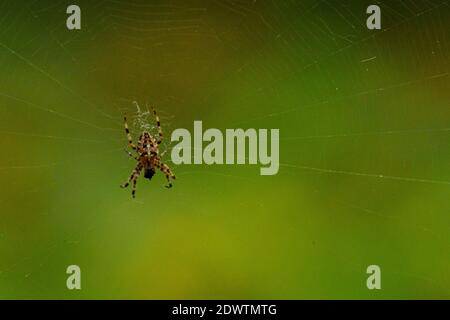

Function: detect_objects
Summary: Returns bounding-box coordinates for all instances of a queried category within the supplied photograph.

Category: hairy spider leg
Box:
[158,162,176,188]
[131,175,138,198]
[124,113,137,150]
[151,106,164,145]
[121,163,143,189]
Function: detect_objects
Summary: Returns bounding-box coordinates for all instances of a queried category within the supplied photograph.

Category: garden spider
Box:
[120,107,175,198]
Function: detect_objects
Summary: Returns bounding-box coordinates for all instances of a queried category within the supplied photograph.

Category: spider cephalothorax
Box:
[120,107,175,198]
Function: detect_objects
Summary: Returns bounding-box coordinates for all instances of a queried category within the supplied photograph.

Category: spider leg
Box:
[121,163,142,189]
[123,113,137,150]
[131,175,138,198]
[151,106,163,145]
[158,162,176,188]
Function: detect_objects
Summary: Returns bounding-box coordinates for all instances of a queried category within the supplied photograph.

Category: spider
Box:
[120,107,176,198]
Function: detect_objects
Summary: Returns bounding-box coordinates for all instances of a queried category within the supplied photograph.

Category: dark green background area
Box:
[0,0,449,299]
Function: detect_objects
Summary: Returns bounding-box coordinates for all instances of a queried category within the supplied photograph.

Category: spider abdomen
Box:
[144,168,156,180]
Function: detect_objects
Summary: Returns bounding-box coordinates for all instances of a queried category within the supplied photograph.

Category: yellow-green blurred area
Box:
[0,0,449,299]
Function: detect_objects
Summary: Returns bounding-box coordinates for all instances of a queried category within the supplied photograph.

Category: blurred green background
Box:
[0,0,449,299]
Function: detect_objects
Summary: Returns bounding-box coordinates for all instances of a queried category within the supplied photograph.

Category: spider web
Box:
[0,0,449,298]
